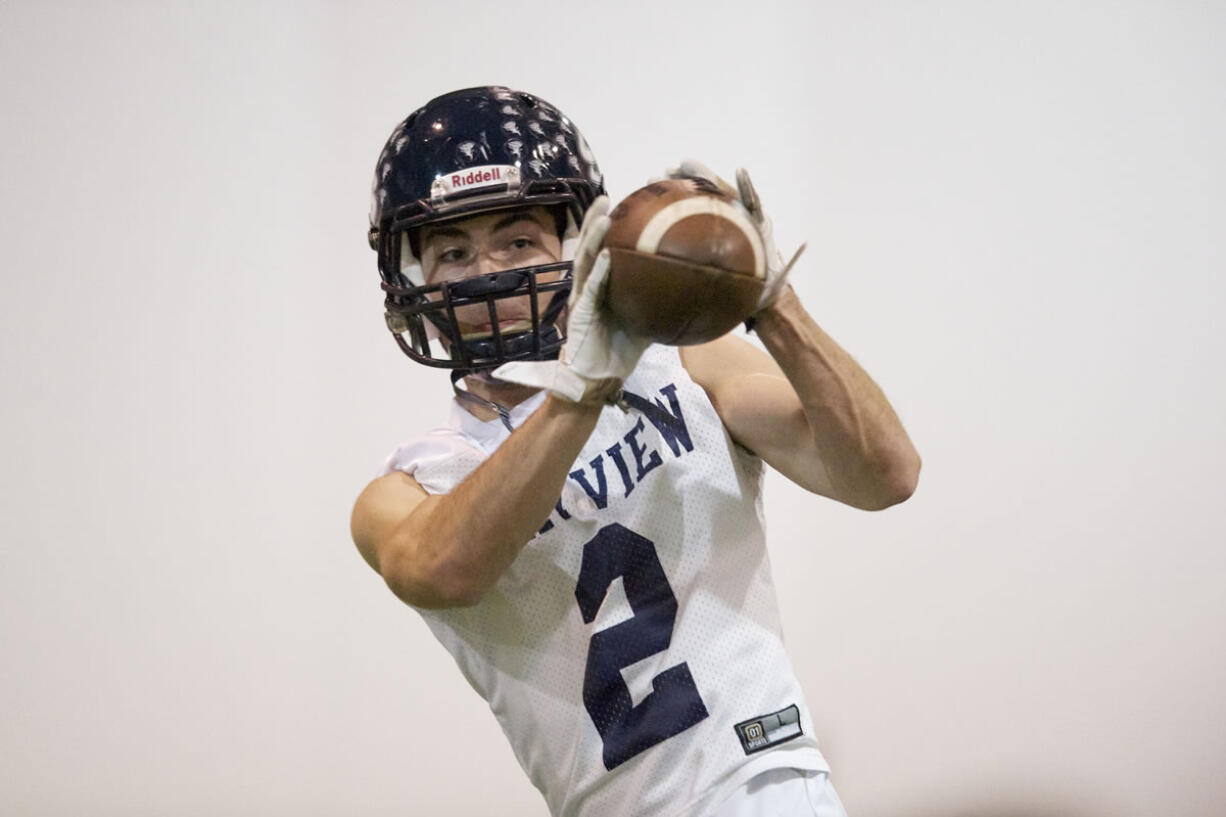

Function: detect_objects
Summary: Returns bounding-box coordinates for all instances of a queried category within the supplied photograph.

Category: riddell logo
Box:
[438,165,516,197]
[452,166,502,188]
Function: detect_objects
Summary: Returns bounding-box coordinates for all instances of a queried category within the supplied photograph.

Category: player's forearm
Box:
[390,395,603,606]
[754,287,920,509]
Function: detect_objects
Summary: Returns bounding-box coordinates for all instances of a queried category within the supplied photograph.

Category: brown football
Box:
[603,177,765,345]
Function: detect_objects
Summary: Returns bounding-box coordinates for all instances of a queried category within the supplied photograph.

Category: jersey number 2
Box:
[574,523,709,770]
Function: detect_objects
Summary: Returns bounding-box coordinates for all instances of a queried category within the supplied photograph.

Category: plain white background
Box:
[2,1,1223,815]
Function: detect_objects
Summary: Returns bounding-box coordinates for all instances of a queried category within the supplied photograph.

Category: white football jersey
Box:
[382,345,829,817]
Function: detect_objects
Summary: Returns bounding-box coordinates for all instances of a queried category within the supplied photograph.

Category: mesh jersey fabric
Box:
[381,344,829,817]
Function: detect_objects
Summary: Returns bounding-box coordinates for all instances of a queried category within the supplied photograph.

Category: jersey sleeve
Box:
[380,429,489,496]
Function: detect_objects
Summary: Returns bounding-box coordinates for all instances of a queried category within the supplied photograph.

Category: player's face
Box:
[418,206,564,340]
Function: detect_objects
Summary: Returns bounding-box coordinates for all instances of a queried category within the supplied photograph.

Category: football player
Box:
[351,86,919,817]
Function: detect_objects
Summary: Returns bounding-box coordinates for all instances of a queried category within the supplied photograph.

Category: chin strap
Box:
[450,370,515,432]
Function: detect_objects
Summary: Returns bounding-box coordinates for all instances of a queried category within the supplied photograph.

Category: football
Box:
[603,177,765,345]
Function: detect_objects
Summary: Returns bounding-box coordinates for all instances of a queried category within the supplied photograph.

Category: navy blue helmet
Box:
[369,86,605,371]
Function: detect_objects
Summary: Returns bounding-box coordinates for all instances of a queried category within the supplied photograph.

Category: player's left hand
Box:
[661,159,806,319]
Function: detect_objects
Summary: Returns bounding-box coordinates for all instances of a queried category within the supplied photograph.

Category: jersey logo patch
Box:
[734,704,802,754]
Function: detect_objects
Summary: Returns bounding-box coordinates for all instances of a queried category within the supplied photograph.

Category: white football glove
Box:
[493,196,651,404]
[662,159,805,318]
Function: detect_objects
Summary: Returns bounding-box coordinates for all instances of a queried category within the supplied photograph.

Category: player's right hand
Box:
[493,196,651,404]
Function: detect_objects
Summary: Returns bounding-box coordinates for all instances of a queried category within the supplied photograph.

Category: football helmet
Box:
[369,86,605,371]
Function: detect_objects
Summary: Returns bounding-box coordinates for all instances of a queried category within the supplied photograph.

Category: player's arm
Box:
[681,288,919,510]
[351,394,607,609]
[663,160,918,509]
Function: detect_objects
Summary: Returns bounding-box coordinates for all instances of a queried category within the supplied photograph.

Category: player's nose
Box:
[475,254,504,276]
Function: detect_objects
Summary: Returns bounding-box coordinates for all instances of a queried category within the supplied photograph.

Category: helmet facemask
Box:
[380,204,581,372]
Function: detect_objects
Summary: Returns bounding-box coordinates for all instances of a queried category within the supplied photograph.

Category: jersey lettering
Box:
[569,455,610,510]
[623,384,693,457]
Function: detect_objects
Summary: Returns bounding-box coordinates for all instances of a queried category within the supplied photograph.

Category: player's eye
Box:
[507,236,535,251]
[436,246,468,264]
